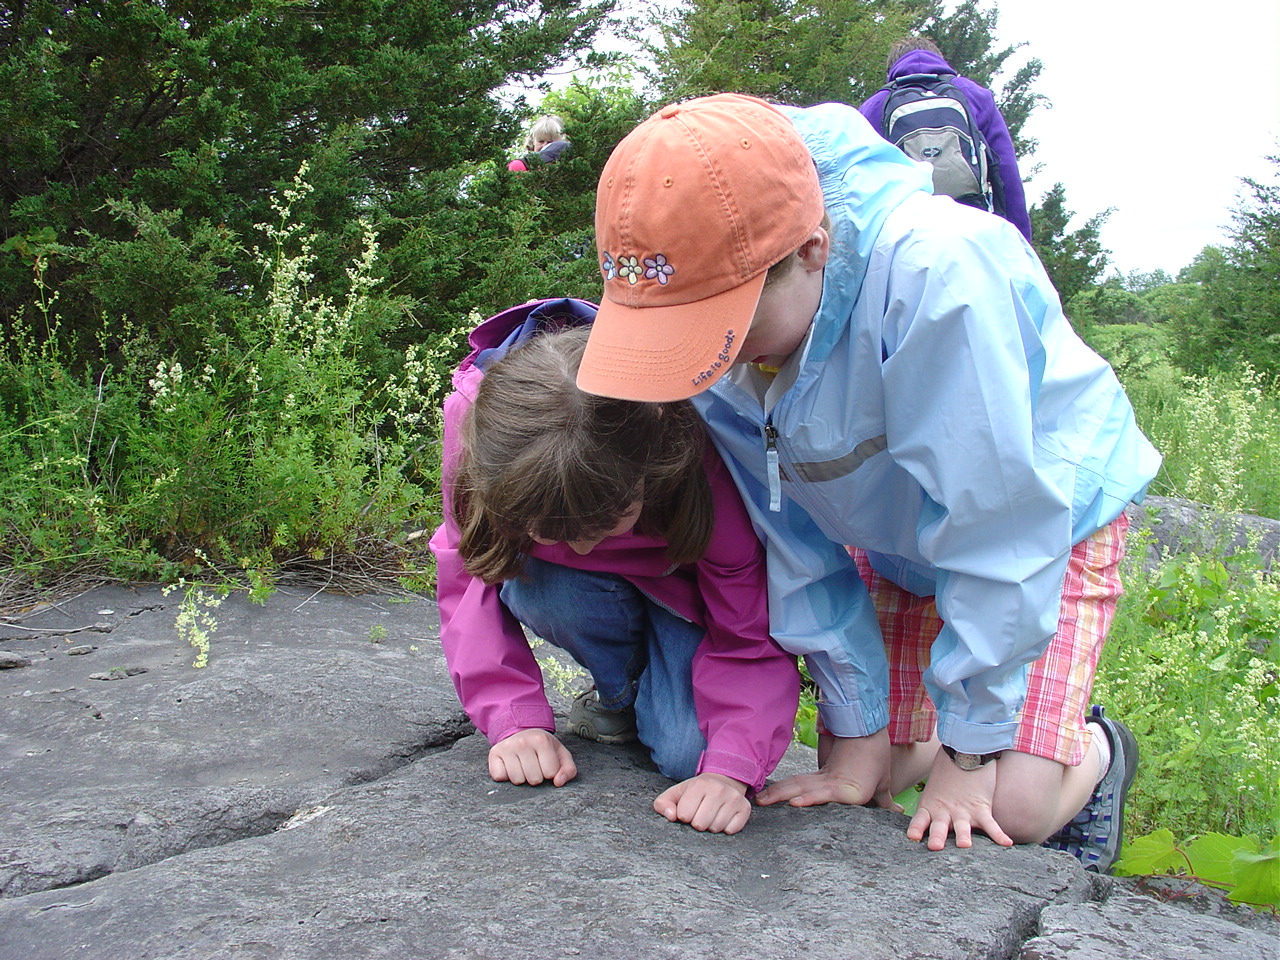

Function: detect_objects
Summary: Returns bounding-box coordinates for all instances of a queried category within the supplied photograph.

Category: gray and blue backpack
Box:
[880,72,1005,216]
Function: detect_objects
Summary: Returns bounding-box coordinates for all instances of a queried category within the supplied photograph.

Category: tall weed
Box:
[1095,542,1280,842]
[0,167,467,593]
[1099,330,1280,518]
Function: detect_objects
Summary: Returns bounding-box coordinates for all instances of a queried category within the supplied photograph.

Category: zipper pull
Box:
[764,422,782,512]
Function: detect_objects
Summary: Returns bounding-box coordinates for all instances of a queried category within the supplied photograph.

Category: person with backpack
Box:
[429,299,800,835]
[860,37,1032,242]
[577,93,1160,872]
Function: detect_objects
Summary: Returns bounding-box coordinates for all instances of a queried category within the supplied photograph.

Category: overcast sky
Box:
[993,0,1279,278]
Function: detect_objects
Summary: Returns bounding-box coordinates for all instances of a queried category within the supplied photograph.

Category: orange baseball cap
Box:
[577,94,825,402]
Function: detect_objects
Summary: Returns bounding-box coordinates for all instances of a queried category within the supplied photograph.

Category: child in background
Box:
[429,299,799,835]
[578,94,1160,872]
[507,115,571,172]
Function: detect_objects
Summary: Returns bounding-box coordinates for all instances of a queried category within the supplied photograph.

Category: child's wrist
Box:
[697,771,750,794]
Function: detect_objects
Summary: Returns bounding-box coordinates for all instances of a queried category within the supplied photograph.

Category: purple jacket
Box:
[428,301,800,791]
[859,48,1032,241]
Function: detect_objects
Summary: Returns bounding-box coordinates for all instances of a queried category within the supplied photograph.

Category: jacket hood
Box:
[888,48,957,80]
[776,102,932,365]
[453,297,598,391]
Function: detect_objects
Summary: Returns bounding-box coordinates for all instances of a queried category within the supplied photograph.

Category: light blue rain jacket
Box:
[692,102,1162,756]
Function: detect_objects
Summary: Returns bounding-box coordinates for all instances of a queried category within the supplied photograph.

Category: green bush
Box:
[1,169,466,593]
[1096,543,1280,842]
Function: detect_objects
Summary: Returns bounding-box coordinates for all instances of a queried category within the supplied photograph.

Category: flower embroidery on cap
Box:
[643,254,674,285]
[601,252,616,280]
[616,255,643,285]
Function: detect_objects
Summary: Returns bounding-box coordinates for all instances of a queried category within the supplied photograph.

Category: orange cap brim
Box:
[576,271,766,402]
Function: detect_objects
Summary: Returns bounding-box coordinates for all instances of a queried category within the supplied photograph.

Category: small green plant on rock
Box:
[164,578,226,668]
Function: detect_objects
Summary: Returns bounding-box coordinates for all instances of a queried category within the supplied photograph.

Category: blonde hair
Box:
[452,327,713,584]
[524,115,567,152]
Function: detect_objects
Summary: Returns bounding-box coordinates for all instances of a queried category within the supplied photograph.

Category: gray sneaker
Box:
[1042,705,1139,874]
[568,688,638,744]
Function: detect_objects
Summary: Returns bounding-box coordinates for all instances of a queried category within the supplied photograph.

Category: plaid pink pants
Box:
[847,514,1129,767]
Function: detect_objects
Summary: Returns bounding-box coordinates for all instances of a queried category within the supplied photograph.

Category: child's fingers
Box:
[873,785,906,814]
[909,805,955,851]
[702,794,752,834]
[653,781,686,822]
[533,740,560,781]
[946,816,971,850]
[906,806,931,842]
[510,753,543,786]
[757,772,872,807]
[681,783,749,833]
[755,774,812,805]
[974,810,1014,847]
[659,781,713,829]
[544,742,578,786]
[655,777,751,832]
[681,789,716,831]
[723,803,752,835]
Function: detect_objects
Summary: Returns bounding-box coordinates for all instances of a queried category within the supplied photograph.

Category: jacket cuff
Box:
[696,749,770,794]
[935,715,1019,756]
[486,703,557,746]
[816,699,889,739]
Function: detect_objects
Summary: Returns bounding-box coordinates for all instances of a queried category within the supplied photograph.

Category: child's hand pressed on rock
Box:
[488,728,577,787]
[654,773,752,834]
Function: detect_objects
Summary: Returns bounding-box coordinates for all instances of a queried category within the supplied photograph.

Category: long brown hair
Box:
[452,327,714,584]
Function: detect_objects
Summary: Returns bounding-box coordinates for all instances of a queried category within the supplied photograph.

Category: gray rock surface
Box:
[1131,495,1280,569]
[0,584,1275,960]
[1020,896,1278,959]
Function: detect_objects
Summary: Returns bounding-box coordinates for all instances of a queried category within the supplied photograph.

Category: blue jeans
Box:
[500,556,706,780]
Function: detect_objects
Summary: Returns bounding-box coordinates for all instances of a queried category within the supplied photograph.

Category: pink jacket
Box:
[428,302,799,790]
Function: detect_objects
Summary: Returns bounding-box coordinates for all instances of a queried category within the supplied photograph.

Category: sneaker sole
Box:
[570,723,638,745]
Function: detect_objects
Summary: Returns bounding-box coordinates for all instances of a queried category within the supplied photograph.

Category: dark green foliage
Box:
[1,0,612,363]
[1196,156,1280,377]
[0,191,456,584]
[1066,286,1155,328]
[918,0,1045,154]
[643,0,925,107]
[1119,268,1175,295]
[380,72,652,324]
[1179,244,1231,285]
[642,0,1045,163]
[1151,158,1280,377]
[1030,182,1112,307]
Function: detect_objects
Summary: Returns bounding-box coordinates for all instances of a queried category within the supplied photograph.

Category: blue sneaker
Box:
[1042,705,1139,874]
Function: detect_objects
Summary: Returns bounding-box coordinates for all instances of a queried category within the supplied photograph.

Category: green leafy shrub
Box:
[1124,363,1280,518]
[1093,536,1280,900]
[1091,326,1280,519]
[1,169,466,594]
[1115,829,1280,911]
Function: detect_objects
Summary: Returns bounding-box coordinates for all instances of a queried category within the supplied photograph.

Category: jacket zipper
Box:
[764,419,783,512]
